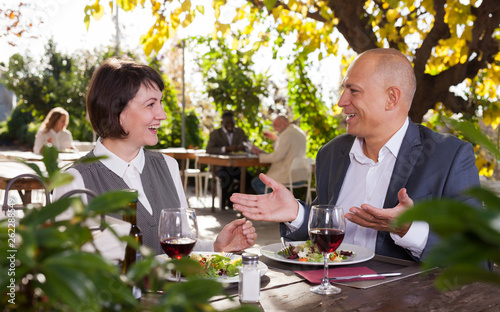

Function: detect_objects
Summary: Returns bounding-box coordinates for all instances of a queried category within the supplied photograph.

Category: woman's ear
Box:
[386,86,401,111]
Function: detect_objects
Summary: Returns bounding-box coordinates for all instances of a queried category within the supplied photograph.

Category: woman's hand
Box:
[213,218,257,252]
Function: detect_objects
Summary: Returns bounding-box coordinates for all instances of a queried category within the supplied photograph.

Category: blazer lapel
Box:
[327,137,353,205]
[383,121,422,208]
[219,128,230,146]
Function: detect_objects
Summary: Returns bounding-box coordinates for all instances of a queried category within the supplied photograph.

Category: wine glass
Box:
[158,208,198,282]
[308,204,346,295]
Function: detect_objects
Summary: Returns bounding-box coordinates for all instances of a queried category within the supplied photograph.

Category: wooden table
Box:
[0,161,46,208]
[0,158,76,209]
[152,148,206,181]
[0,150,87,162]
[153,148,206,161]
[191,255,500,311]
[197,154,270,212]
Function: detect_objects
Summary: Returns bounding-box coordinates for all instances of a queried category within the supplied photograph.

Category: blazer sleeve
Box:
[206,130,224,154]
[279,200,311,241]
[421,140,480,260]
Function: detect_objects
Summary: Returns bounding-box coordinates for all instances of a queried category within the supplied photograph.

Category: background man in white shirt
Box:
[251,115,307,194]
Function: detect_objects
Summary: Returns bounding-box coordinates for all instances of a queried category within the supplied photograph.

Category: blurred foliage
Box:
[287,54,344,158]
[0,145,259,311]
[193,35,270,146]
[396,118,500,290]
[0,39,108,146]
[147,55,204,148]
[0,2,42,46]
[422,107,498,178]
[192,35,343,157]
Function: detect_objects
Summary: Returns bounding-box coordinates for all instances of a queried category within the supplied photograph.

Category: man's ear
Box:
[386,86,401,111]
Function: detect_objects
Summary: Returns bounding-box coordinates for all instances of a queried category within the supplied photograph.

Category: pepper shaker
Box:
[239,252,260,303]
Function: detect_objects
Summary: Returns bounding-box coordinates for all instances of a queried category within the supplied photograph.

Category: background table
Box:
[197,154,269,212]
[152,148,206,182]
[0,160,46,207]
[0,150,87,162]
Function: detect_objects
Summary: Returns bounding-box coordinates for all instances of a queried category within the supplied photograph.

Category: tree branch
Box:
[413,0,450,81]
[329,0,378,53]
[441,91,475,116]
[432,0,500,88]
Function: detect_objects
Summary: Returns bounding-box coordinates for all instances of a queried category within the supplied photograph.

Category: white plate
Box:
[155,252,268,283]
[260,242,374,266]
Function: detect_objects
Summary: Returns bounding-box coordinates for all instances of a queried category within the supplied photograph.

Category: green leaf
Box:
[264,0,278,11]
[126,256,155,281]
[21,197,74,226]
[155,279,225,310]
[75,155,108,164]
[84,190,138,215]
[41,145,60,176]
[46,171,74,190]
[396,199,471,235]
[445,117,500,160]
[42,251,138,310]
[19,160,45,181]
[423,235,492,268]
[466,187,500,212]
[434,266,500,290]
[398,198,500,246]
[36,221,94,249]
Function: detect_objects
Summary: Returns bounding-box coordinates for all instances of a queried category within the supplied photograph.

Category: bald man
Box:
[250,115,307,194]
[231,48,480,262]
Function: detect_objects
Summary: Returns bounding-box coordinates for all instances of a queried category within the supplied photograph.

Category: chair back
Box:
[288,157,311,193]
[2,173,50,214]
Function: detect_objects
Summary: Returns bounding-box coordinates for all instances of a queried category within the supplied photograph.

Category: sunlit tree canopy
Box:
[86,0,500,125]
[0,2,40,47]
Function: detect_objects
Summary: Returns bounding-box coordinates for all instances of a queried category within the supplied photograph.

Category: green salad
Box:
[278,240,354,263]
[190,253,242,278]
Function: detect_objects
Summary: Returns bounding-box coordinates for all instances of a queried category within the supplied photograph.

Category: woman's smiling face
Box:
[119,83,166,149]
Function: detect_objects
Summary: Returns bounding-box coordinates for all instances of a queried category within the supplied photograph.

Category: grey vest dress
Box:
[73,149,181,255]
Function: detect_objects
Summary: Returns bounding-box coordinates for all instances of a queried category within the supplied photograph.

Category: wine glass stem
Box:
[322,253,329,286]
[176,270,181,283]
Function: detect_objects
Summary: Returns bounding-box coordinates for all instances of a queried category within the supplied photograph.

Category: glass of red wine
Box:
[158,208,198,282]
[308,204,345,295]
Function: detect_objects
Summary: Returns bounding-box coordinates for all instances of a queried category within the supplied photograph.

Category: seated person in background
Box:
[206,110,253,209]
[33,107,75,154]
[251,115,308,194]
[53,58,257,255]
[231,48,480,262]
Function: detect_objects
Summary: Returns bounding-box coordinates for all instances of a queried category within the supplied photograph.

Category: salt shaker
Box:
[239,252,261,303]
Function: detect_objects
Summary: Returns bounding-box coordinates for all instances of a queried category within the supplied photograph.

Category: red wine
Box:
[160,237,196,259]
[310,228,345,253]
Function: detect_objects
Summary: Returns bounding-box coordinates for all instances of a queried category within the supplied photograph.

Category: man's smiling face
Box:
[337,54,389,141]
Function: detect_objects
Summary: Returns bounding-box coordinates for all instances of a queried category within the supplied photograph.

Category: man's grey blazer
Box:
[281,120,480,261]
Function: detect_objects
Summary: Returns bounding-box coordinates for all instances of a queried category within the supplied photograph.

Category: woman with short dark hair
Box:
[54,58,257,256]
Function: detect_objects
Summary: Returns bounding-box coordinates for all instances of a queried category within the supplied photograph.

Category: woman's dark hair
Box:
[86,58,165,139]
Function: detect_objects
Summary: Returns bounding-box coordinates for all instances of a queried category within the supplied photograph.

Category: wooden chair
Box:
[183,157,212,200]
